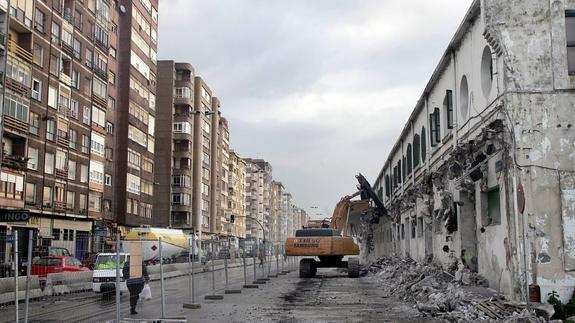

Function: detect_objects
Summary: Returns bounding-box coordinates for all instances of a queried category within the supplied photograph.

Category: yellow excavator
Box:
[285,174,387,278]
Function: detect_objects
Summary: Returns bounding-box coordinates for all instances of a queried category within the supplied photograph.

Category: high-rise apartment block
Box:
[227,150,246,238]
[114,0,158,228]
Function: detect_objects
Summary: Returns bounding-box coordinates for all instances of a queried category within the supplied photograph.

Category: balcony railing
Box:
[1,154,28,172]
[5,77,30,97]
[8,40,32,63]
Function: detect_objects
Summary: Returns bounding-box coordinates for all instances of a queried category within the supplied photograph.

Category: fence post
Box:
[14,230,18,323]
[183,234,200,309]
[24,231,33,323]
[159,237,166,318]
[205,241,223,300]
[115,234,120,323]
[252,242,257,283]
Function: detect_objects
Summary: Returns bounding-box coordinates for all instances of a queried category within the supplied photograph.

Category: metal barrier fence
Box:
[0,230,300,322]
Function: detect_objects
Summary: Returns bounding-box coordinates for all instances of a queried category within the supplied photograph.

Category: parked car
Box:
[31,256,88,277]
[33,246,72,258]
[81,252,99,270]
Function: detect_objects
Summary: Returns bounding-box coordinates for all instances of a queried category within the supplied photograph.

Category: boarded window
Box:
[482,187,501,226]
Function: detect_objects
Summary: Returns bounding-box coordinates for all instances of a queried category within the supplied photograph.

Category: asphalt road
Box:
[0,258,444,322]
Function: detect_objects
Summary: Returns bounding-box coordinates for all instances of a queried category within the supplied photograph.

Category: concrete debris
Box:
[366,257,546,322]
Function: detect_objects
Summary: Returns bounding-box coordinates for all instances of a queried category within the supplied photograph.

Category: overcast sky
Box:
[158,0,474,219]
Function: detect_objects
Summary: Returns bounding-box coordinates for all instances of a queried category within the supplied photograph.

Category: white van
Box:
[92,253,129,295]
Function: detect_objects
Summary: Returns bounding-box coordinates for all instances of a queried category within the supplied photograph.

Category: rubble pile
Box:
[366,257,546,322]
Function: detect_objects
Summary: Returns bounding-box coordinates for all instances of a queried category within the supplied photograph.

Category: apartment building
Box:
[0,0,127,259]
[282,192,292,239]
[370,0,575,303]
[113,0,158,229]
[244,160,263,240]
[271,181,284,243]
[228,150,246,239]
[215,116,229,236]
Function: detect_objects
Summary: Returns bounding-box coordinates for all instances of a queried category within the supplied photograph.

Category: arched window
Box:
[421,126,427,161]
[413,135,420,168]
[407,144,413,174]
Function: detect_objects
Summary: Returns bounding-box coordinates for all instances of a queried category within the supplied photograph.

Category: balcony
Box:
[5,77,30,97]
[8,39,32,63]
[3,115,28,134]
[60,41,74,57]
[1,154,27,172]
[0,33,6,50]
[94,66,108,81]
[92,94,107,109]
[57,132,69,148]
[55,168,67,180]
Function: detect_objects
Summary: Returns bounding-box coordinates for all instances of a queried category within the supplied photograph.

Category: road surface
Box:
[1,259,443,322]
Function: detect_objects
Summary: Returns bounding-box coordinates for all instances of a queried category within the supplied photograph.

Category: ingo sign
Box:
[0,210,30,222]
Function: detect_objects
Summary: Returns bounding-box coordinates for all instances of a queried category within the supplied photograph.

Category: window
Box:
[173,122,191,134]
[68,129,77,149]
[108,96,116,110]
[128,149,141,170]
[82,106,91,125]
[48,86,57,108]
[417,217,424,238]
[175,87,192,98]
[67,191,75,209]
[55,150,67,171]
[444,90,453,130]
[108,71,115,85]
[68,160,76,180]
[50,54,60,76]
[35,9,45,33]
[105,147,113,161]
[31,79,42,101]
[90,132,105,156]
[127,173,141,195]
[109,46,117,58]
[402,156,406,181]
[141,180,153,195]
[93,77,107,99]
[411,219,416,239]
[52,228,60,240]
[27,147,38,170]
[407,144,413,175]
[92,107,106,128]
[73,38,81,59]
[89,160,104,185]
[25,183,36,204]
[81,135,90,154]
[70,100,79,119]
[43,186,53,207]
[4,94,30,122]
[413,134,421,168]
[33,43,44,67]
[44,153,54,174]
[105,174,112,186]
[61,29,72,47]
[106,122,114,134]
[79,193,87,211]
[384,175,390,197]
[172,193,191,206]
[51,22,60,43]
[71,70,80,89]
[84,77,92,96]
[80,164,88,183]
[483,188,501,226]
[429,108,440,146]
[142,158,153,173]
[89,191,102,212]
[85,48,93,67]
[568,11,575,73]
[46,119,56,141]
[29,112,40,135]
[421,127,427,161]
[128,125,147,147]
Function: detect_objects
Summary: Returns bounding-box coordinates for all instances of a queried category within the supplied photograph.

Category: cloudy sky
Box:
[158,0,474,219]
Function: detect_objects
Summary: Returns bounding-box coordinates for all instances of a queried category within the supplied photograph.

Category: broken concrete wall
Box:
[369,0,575,304]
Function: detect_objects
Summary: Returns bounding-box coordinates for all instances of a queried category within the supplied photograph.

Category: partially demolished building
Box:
[371,0,575,303]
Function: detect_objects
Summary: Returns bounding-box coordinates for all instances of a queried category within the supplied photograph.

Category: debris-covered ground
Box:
[364,257,550,322]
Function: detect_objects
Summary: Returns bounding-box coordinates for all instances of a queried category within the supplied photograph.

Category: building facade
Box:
[114,0,158,228]
[228,150,246,239]
[370,0,575,303]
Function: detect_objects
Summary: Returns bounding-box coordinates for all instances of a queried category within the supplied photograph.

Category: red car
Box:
[31,256,89,277]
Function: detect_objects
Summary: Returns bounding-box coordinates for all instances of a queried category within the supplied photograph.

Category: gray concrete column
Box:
[209,98,220,234]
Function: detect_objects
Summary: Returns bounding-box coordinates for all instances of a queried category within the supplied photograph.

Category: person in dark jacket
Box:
[122,260,149,315]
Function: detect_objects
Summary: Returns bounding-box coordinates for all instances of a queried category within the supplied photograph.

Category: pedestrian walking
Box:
[122,260,149,315]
